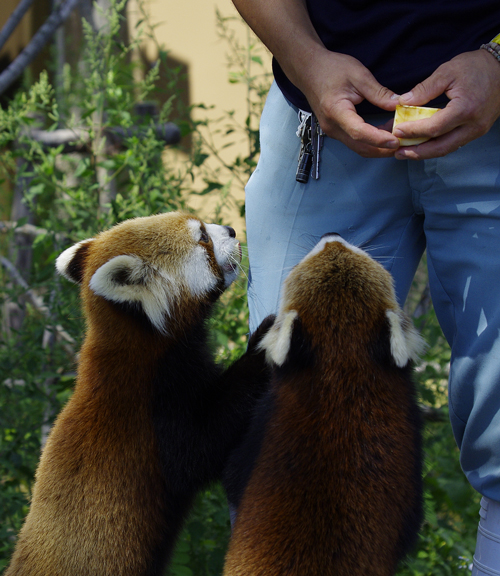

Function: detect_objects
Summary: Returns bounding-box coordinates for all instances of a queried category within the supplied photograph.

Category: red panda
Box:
[223,233,425,576]
[5,211,272,576]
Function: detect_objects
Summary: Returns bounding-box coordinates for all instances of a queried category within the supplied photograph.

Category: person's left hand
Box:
[392,49,500,160]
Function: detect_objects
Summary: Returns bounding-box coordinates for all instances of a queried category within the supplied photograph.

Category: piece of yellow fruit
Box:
[393,104,440,146]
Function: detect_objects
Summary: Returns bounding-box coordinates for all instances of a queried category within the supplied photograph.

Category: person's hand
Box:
[394,50,500,160]
[299,49,401,158]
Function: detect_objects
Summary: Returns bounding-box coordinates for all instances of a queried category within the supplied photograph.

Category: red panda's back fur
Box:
[7,342,169,574]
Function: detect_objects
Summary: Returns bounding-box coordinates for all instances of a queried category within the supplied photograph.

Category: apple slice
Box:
[393,104,440,146]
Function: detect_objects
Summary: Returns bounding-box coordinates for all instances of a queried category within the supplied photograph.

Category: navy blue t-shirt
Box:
[273,1,500,114]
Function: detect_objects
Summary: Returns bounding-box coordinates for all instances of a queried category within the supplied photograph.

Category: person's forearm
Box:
[231,0,325,94]
[232,0,401,157]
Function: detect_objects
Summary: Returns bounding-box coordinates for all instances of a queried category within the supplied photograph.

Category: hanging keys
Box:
[296,141,313,183]
[296,112,312,183]
[296,112,324,183]
[310,114,324,180]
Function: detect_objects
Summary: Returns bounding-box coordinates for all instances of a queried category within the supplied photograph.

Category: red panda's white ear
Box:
[386,309,426,368]
[56,239,93,284]
[258,310,298,366]
[89,255,177,334]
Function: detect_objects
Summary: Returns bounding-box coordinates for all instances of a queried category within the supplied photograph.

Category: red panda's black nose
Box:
[225,226,236,238]
[321,232,342,240]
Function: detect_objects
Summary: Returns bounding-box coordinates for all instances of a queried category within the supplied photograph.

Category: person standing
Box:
[231,1,500,573]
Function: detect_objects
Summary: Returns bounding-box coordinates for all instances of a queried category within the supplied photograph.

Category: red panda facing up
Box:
[5,211,272,576]
[223,233,425,576]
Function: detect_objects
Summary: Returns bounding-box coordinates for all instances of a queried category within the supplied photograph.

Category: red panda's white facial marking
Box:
[184,219,219,299]
[186,219,241,292]
[56,212,242,335]
[205,223,241,286]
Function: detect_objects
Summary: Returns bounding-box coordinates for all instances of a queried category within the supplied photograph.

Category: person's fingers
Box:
[395,124,472,160]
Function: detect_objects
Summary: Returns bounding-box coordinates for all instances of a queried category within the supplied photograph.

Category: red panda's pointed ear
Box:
[386,309,426,368]
[56,239,93,284]
[258,310,314,370]
[89,255,177,334]
[258,310,298,366]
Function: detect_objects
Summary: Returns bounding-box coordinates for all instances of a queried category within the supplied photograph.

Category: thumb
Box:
[399,69,450,106]
[349,61,400,110]
[363,80,400,111]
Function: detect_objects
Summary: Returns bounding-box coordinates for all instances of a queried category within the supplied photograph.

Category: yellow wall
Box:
[128,0,252,132]
[127,0,271,231]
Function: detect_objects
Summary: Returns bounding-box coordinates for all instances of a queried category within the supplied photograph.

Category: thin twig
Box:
[16,123,180,151]
[1,256,76,354]
[0,221,49,238]
[1,255,30,291]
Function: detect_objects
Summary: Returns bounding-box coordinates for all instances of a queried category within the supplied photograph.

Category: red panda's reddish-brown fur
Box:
[5,212,271,576]
[223,234,425,576]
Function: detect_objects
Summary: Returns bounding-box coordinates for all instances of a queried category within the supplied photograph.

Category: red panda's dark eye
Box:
[200,229,210,244]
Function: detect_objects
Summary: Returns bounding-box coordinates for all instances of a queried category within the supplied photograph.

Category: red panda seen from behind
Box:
[5,211,272,576]
[223,233,425,576]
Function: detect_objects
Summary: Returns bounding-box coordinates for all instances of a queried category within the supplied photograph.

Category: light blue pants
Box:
[246,82,500,500]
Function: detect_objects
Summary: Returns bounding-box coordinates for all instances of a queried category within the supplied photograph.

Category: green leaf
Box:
[193,152,209,167]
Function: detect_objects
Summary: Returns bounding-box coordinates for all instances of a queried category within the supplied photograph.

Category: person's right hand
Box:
[297,49,401,158]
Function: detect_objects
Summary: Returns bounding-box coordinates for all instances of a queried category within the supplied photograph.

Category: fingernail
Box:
[400,91,413,102]
[390,93,401,100]
[387,140,400,149]
[396,148,412,160]
[393,129,403,138]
